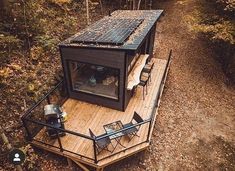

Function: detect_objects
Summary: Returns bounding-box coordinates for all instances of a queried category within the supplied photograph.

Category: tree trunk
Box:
[85,0,90,25]
[149,0,152,9]
[133,0,136,10]
[137,0,142,10]
[99,0,103,15]
[0,0,10,13]
[0,125,23,171]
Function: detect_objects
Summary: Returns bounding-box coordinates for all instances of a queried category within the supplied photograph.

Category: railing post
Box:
[155,90,160,108]
[57,131,63,152]
[46,96,50,104]
[146,120,152,142]
[93,139,98,163]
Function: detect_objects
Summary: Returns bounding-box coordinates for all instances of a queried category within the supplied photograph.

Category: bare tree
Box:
[85,0,90,25]
[99,0,103,14]
[149,0,152,9]
[137,0,142,10]
[0,0,10,13]
[0,125,23,171]
[131,0,143,10]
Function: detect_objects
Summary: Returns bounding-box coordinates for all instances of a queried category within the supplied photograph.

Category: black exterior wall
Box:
[60,46,126,111]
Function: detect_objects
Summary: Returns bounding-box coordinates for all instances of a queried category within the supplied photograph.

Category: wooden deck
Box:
[32,58,168,169]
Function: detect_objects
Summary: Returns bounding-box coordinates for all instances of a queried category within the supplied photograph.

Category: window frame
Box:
[67,59,120,102]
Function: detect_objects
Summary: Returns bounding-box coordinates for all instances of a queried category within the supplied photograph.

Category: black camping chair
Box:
[44,104,65,139]
[142,61,154,82]
[138,70,151,100]
[89,129,115,154]
[121,112,144,141]
[46,114,65,139]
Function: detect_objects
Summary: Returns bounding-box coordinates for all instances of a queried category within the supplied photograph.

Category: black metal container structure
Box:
[59,10,163,111]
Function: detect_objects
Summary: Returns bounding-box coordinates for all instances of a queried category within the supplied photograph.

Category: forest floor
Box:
[1,0,235,170]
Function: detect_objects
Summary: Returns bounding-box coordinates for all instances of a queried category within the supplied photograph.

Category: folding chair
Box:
[89,129,115,154]
[142,61,154,82]
[121,112,144,141]
[139,70,150,100]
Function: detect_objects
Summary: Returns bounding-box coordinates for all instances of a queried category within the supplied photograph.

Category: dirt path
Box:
[107,0,235,170]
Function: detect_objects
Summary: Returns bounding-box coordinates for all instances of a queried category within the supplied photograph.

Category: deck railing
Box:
[21,80,98,162]
[94,119,152,162]
[147,49,172,141]
[21,50,172,164]
[22,99,152,163]
[21,80,68,140]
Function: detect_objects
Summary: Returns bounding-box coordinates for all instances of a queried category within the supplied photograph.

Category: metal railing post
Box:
[93,139,98,163]
[146,120,152,142]
[56,131,63,152]
[46,96,50,104]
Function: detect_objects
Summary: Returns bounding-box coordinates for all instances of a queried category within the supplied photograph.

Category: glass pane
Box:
[68,61,119,100]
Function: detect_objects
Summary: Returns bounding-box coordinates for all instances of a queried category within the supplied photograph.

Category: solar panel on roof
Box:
[71,18,143,45]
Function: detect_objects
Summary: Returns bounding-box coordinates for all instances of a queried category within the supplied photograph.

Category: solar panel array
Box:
[71,19,143,45]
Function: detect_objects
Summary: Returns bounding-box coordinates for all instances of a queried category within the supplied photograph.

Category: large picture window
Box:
[68,61,119,100]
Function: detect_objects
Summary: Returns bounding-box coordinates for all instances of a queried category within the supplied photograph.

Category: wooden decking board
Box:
[148,59,170,140]
[139,63,161,115]
[147,60,166,113]
[144,61,166,141]
[137,62,161,120]
[32,58,168,168]
[98,143,149,167]
[73,105,100,153]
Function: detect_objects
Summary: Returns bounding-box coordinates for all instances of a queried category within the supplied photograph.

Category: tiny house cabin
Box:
[59,10,162,111]
[21,10,173,171]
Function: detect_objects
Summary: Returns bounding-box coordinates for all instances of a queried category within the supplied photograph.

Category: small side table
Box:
[103,120,126,148]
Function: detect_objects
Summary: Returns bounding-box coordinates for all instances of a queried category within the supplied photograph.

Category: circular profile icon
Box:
[9,148,25,165]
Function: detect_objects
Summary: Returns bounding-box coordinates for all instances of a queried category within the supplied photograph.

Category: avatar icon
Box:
[9,149,25,165]
[13,153,21,162]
